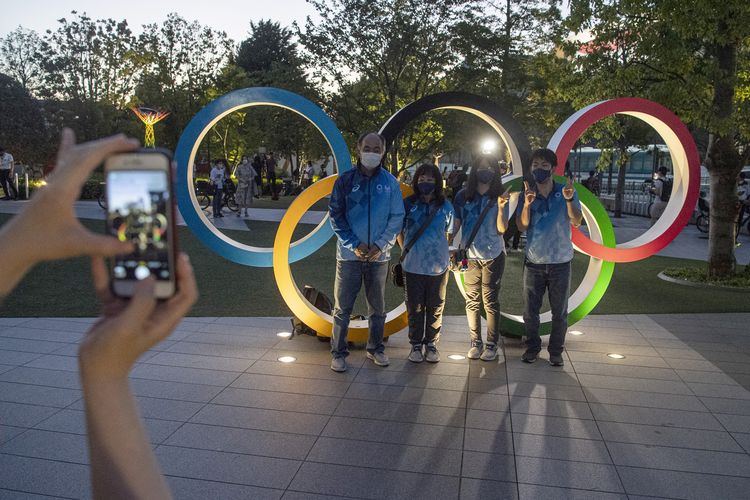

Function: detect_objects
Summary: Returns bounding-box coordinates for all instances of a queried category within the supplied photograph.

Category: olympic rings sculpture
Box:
[176,88,700,342]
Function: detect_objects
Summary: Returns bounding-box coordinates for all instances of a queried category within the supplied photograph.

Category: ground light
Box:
[569,331,584,336]
[447,354,466,360]
[607,353,626,359]
[276,331,293,338]
[277,356,296,363]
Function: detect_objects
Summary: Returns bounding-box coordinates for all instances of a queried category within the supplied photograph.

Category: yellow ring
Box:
[273,174,411,342]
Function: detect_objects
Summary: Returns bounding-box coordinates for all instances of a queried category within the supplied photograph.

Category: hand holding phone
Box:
[105,150,177,298]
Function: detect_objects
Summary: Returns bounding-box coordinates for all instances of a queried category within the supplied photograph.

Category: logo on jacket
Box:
[352,184,360,192]
[376,184,383,193]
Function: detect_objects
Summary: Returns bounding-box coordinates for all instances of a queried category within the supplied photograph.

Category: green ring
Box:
[455,176,616,337]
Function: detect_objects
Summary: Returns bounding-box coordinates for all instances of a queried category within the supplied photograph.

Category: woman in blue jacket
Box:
[398,163,454,363]
[453,154,510,361]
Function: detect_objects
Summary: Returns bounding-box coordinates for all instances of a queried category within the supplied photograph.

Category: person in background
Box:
[327,132,404,372]
[516,148,582,367]
[0,146,18,200]
[251,154,263,198]
[650,166,671,227]
[584,170,600,196]
[235,156,255,217]
[397,163,454,363]
[0,129,198,500]
[452,154,510,362]
[302,160,314,189]
[738,172,749,228]
[210,160,227,218]
[266,152,279,200]
[319,163,328,179]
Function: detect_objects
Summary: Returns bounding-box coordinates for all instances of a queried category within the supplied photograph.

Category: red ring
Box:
[548,98,701,262]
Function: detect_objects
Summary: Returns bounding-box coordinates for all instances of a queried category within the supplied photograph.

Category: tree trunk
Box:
[706,24,739,278]
[614,154,627,218]
[707,136,740,277]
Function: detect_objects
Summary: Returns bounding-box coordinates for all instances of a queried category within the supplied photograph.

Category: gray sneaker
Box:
[330,357,347,372]
[408,345,424,363]
[425,343,440,363]
[468,342,483,360]
[367,351,390,367]
[480,344,499,361]
[549,353,564,366]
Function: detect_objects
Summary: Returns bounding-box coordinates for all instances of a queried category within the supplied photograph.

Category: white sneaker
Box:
[468,342,483,360]
[480,344,499,361]
[330,357,347,372]
[424,343,440,363]
[408,345,424,363]
[367,351,390,367]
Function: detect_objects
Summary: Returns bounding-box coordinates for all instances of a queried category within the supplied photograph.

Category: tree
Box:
[0,27,45,96]
[135,13,234,149]
[0,73,49,165]
[37,12,143,107]
[297,0,475,171]
[566,0,750,277]
[229,20,324,168]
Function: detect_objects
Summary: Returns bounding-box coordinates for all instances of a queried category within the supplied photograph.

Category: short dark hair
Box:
[739,172,746,180]
[410,163,445,204]
[357,132,386,149]
[589,170,596,176]
[658,166,668,175]
[530,148,558,167]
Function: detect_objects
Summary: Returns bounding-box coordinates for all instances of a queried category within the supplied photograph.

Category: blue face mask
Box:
[533,168,552,184]
[477,169,494,184]
[417,182,436,195]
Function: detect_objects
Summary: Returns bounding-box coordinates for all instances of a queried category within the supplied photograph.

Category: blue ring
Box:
[175,87,353,267]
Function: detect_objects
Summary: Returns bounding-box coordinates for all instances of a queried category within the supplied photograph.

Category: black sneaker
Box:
[549,353,564,366]
[521,350,538,363]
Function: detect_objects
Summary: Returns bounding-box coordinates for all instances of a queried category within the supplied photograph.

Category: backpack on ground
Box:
[291,286,333,337]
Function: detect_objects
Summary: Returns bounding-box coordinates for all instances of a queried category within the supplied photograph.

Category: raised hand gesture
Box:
[498,186,511,208]
[523,181,536,205]
[563,176,575,200]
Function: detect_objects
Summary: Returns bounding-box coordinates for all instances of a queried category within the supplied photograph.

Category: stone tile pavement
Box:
[0,313,749,499]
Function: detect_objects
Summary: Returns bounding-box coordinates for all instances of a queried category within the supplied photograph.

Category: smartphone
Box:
[104,150,177,298]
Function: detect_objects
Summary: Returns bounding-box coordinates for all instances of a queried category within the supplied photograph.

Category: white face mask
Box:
[360,152,382,169]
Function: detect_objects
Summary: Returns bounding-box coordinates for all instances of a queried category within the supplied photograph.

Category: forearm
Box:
[497,210,508,234]
[567,203,583,227]
[517,207,531,232]
[82,377,172,500]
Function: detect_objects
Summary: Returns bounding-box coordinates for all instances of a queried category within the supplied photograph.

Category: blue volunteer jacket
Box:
[329,164,405,262]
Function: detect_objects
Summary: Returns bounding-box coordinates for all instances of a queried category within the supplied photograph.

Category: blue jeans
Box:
[523,260,571,356]
[331,260,388,358]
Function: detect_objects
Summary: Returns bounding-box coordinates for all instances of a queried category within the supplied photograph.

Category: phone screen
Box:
[107,170,171,282]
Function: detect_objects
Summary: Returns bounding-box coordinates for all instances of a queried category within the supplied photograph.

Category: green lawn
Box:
[1,213,748,318]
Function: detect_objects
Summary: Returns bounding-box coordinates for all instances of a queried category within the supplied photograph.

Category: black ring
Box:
[378,91,531,176]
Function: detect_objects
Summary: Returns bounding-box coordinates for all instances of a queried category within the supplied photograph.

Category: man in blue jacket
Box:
[328,132,405,372]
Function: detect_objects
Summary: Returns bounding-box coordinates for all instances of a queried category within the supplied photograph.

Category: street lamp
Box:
[481,138,497,155]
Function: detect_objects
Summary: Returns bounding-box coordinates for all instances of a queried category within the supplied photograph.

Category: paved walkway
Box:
[2,200,748,261]
[1,314,749,499]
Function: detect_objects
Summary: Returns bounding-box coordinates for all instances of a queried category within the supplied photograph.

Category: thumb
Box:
[118,278,157,328]
[78,229,135,258]
[523,181,530,191]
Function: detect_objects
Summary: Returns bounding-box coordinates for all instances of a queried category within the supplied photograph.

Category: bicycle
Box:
[195,179,238,214]
[695,197,749,237]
